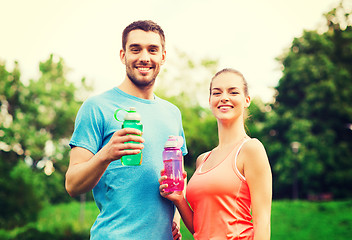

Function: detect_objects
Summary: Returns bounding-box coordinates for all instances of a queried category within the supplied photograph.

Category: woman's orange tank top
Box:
[186,138,253,240]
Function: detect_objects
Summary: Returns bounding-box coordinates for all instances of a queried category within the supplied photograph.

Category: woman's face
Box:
[209,72,250,123]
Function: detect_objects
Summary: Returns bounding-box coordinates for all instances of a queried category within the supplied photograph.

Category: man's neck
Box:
[118,78,155,100]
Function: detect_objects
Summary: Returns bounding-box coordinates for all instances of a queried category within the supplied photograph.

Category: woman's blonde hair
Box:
[209,68,249,96]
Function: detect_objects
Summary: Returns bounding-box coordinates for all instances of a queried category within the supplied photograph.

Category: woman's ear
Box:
[245,96,251,108]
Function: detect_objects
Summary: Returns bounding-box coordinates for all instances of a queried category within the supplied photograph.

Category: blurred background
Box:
[1,0,351,239]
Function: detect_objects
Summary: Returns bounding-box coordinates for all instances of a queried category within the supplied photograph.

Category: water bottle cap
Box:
[164,136,183,148]
[124,107,141,121]
[114,107,141,122]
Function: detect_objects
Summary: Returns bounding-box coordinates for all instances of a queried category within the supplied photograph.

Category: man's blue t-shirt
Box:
[69,88,188,240]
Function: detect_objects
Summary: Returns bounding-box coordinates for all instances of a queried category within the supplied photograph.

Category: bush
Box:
[0,161,46,229]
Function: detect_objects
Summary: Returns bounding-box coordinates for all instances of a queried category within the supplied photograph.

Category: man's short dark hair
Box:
[122,20,165,51]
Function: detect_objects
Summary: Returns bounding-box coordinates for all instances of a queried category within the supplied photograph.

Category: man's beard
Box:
[127,71,156,88]
[126,61,159,89]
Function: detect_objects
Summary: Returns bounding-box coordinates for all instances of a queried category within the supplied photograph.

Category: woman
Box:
[159,68,272,239]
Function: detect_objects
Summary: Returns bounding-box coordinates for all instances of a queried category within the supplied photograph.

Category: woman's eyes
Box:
[213,91,239,95]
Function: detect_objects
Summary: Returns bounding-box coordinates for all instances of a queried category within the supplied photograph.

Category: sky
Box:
[0,0,341,103]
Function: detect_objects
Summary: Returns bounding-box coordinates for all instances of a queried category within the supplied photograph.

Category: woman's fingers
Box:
[158,175,167,184]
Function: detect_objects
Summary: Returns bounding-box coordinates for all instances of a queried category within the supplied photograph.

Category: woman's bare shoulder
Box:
[241,138,269,167]
[195,151,211,168]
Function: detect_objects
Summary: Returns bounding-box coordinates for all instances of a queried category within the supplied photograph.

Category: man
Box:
[65,20,187,240]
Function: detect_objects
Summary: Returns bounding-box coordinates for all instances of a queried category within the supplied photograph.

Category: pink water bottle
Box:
[163,136,184,192]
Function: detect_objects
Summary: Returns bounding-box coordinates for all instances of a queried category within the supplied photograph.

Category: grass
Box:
[2,200,352,239]
[36,201,98,234]
[271,200,352,240]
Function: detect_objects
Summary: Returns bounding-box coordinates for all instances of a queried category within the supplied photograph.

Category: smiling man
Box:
[121,28,164,90]
[65,20,187,240]
[119,27,165,97]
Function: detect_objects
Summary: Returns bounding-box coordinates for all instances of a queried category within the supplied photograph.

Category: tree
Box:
[0,54,91,228]
[267,0,352,199]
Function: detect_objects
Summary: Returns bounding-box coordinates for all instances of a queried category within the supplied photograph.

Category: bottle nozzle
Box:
[165,136,183,148]
[128,107,136,112]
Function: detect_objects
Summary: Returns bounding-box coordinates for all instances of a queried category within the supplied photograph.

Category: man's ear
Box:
[120,49,126,64]
[161,50,166,65]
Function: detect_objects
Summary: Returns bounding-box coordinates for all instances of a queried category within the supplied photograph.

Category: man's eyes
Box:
[149,48,159,53]
[130,48,140,52]
[129,48,159,53]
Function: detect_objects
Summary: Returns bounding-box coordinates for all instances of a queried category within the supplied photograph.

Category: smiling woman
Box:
[159,68,272,239]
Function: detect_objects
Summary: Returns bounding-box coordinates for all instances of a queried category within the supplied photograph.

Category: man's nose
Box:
[139,49,150,62]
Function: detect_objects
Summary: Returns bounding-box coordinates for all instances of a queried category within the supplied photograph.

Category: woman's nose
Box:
[220,94,229,102]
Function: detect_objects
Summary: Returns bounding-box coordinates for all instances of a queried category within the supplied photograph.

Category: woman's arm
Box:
[241,139,272,240]
[159,153,207,234]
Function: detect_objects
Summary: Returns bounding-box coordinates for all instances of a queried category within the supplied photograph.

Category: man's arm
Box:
[65,128,144,197]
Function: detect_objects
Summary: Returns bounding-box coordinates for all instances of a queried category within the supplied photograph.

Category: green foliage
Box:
[0,161,45,229]
[246,97,270,138]
[268,1,352,199]
[0,54,91,229]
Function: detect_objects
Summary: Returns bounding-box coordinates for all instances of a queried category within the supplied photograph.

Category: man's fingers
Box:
[114,128,142,137]
[118,149,142,156]
[119,142,144,150]
[119,135,144,144]
[172,222,182,240]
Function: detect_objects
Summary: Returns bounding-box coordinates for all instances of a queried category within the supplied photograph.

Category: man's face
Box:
[120,30,166,89]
